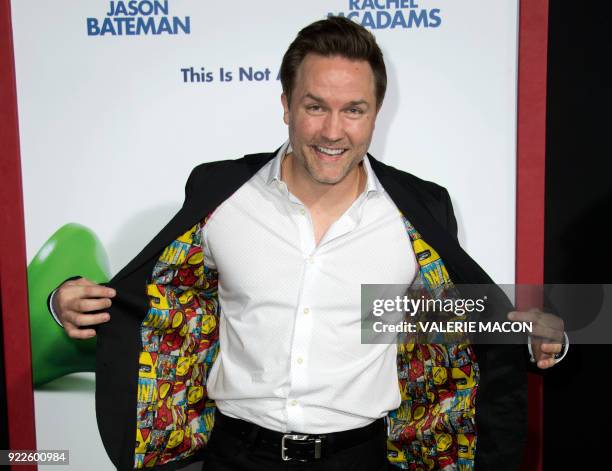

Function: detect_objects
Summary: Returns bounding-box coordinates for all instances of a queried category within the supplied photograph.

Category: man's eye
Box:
[307,105,322,112]
[347,108,364,115]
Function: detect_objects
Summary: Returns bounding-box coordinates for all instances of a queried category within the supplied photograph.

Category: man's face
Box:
[281,54,378,186]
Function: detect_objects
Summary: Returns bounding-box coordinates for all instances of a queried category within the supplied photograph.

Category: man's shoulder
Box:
[183,150,278,201]
[367,154,450,203]
[188,150,277,180]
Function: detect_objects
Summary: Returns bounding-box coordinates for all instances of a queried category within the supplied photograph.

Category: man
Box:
[50,16,565,471]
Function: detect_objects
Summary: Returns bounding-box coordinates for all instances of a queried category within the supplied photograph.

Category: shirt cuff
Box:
[527,332,569,364]
[49,289,64,327]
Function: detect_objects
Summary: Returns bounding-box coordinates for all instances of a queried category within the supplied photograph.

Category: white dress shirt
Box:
[204,142,419,433]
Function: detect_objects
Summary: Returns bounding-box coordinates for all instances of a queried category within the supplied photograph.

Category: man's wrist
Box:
[49,289,64,327]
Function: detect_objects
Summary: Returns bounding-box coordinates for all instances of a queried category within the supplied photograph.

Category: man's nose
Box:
[321,112,344,142]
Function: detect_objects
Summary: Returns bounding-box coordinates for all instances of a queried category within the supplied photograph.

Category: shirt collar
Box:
[266,140,381,196]
[267,141,291,185]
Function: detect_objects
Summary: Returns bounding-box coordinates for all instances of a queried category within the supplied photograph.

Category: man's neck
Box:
[281,153,367,246]
[281,153,366,215]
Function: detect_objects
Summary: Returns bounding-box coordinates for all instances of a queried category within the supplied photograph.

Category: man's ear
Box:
[281,93,290,125]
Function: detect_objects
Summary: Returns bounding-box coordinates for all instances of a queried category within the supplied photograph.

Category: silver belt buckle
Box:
[281,434,322,461]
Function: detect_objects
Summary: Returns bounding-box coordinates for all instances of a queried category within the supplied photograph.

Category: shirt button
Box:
[290,400,298,406]
[307,256,314,264]
[297,357,304,364]
[300,208,306,215]
[303,307,310,315]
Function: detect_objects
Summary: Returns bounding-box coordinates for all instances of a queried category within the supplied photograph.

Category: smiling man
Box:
[49,16,564,471]
[281,54,377,185]
[280,53,379,246]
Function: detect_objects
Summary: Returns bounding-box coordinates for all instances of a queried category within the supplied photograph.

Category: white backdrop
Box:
[12,0,518,469]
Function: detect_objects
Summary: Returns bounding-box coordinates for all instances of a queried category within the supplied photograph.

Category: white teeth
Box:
[316,146,345,156]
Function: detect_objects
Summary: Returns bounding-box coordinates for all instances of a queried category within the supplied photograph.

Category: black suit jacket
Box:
[94,151,527,470]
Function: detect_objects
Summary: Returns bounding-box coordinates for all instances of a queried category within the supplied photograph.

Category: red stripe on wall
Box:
[517,0,549,470]
[0,0,38,469]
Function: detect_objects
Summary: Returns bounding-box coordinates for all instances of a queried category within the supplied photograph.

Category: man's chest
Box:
[201,179,418,318]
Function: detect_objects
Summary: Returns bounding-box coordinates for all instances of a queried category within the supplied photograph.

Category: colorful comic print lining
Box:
[135,220,219,468]
[134,214,478,470]
[386,216,479,470]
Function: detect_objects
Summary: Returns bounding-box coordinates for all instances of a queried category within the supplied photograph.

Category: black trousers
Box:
[203,416,393,471]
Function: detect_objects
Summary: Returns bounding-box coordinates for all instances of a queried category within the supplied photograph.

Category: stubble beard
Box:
[303,151,359,186]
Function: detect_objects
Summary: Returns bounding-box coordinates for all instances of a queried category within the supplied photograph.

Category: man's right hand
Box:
[52,277,116,339]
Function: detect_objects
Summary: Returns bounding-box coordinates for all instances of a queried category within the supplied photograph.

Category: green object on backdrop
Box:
[28,223,110,387]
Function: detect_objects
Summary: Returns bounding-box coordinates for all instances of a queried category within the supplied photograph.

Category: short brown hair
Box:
[280,16,387,108]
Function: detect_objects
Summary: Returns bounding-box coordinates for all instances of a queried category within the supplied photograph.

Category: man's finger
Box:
[510,310,564,331]
[70,277,96,286]
[508,310,560,326]
[62,279,115,298]
[72,312,111,327]
[537,357,556,369]
[529,325,564,342]
[538,343,562,354]
[66,326,97,339]
[508,310,540,322]
[72,297,112,313]
[80,285,116,299]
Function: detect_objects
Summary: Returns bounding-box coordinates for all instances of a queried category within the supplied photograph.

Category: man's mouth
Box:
[312,145,347,159]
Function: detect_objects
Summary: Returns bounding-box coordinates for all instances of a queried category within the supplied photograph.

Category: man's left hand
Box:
[507,309,565,369]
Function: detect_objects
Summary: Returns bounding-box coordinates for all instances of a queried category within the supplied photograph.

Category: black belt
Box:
[213,410,385,462]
